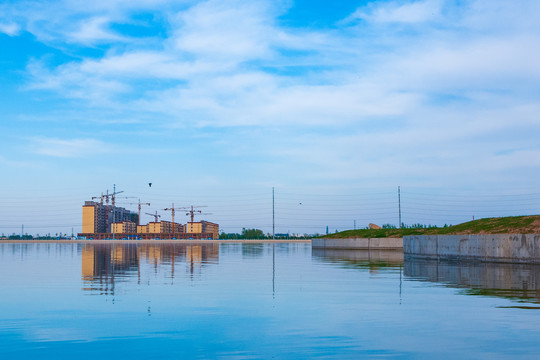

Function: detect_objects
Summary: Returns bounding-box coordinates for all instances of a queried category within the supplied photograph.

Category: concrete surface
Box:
[404,234,540,264]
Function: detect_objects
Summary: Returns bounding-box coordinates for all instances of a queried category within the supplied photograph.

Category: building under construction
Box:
[79,198,219,240]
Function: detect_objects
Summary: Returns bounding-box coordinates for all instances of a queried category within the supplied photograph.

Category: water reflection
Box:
[81,243,219,294]
[312,248,404,272]
[241,243,265,258]
[404,259,540,303]
[312,248,540,305]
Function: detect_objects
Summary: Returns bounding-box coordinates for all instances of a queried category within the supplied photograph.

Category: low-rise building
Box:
[111,221,137,234]
[142,221,184,234]
[186,221,219,239]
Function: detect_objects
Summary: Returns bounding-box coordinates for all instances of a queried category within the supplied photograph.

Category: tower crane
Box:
[126,199,151,225]
[92,189,110,205]
[185,205,209,223]
[110,187,124,209]
[110,185,124,239]
[163,203,186,235]
[91,192,105,205]
[91,186,124,237]
[92,188,124,207]
[145,211,161,223]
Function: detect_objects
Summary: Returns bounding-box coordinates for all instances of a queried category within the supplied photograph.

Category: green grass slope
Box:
[321,215,540,238]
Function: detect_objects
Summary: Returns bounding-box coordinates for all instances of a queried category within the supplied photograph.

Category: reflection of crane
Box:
[146,211,161,223]
[185,205,209,223]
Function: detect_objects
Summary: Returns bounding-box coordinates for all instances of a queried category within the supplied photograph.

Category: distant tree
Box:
[241,228,264,239]
[219,232,241,239]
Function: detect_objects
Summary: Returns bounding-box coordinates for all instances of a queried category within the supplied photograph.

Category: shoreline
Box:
[0,239,312,244]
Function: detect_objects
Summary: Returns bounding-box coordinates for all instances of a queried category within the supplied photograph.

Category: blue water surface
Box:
[0,242,539,359]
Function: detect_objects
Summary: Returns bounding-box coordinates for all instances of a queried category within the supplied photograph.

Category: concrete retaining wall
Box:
[312,238,403,250]
[404,234,540,264]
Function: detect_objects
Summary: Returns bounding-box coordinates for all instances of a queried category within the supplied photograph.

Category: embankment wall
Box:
[312,238,403,250]
[404,234,540,264]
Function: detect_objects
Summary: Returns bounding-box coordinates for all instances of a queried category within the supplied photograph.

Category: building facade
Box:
[82,201,138,234]
[145,221,184,234]
[111,221,137,234]
[186,221,219,239]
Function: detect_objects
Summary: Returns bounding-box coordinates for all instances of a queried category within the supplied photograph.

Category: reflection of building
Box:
[404,258,540,303]
[81,243,220,294]
[81,244,139,294]
[186,221,219,239]
[137,243,219,266]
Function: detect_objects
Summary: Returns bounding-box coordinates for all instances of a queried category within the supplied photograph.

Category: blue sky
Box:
[1,0,540,235]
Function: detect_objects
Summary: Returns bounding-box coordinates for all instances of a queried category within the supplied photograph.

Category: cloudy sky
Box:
[1,0,539,235]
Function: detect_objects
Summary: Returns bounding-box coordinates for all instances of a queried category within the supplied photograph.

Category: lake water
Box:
[1,242,539,359]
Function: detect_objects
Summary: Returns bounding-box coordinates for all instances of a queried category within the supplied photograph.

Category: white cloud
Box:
[171,0,278,61]
[28,138,114,158]
[67,16,125,44]
[347,0,444,24]
[8,0,540,193]
[0,22,20,36]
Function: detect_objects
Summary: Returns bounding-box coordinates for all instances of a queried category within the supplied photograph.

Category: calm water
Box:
[1,242,539,359]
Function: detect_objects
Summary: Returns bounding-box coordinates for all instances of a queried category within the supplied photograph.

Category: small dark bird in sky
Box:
[149,183,152,187]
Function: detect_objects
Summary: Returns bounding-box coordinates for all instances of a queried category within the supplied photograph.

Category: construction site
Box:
[78,188,219,240]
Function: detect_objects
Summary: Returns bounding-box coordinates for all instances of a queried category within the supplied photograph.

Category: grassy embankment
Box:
[321,215,540,238]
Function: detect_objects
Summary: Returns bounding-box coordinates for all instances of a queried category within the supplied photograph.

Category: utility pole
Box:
[272,187,275,239]
[354,220,356,230]
[21,224,23,239]
[398,186,402,229]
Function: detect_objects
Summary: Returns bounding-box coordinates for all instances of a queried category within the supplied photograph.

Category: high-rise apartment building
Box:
[82,201,138,234]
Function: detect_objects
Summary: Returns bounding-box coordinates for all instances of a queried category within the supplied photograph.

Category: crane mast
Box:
[145,211,161,223]
[163,203,189,236]
[186,205,207,223]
